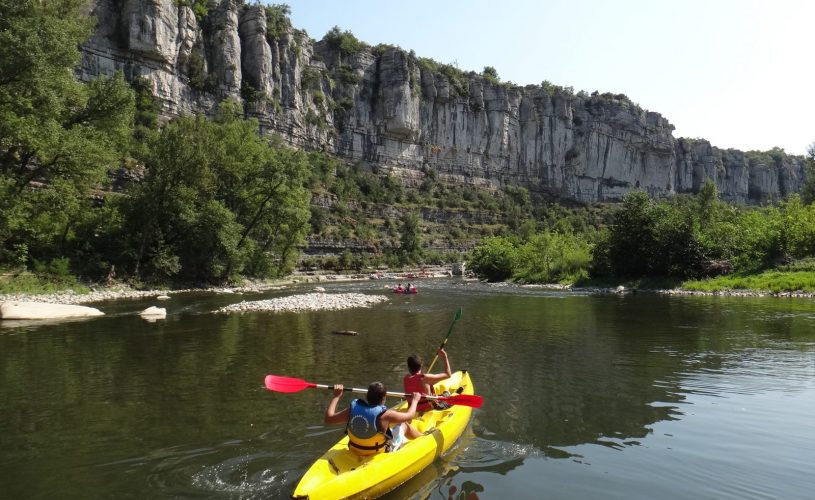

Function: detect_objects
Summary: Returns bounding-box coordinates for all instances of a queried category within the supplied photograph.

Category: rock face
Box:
[80,1,808,204]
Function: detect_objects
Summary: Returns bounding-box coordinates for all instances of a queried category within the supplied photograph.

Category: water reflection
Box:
[1,282,814,499]
[465,293,815,460]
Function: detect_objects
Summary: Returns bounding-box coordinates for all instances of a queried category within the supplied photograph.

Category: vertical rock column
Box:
[123,0,179,67]
[239,5,274,97]
[379,48,420,140]
[208,0,242,95]
[176,6,205,78]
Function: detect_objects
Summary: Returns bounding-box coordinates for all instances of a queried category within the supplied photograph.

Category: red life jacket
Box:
[403,372,435,412]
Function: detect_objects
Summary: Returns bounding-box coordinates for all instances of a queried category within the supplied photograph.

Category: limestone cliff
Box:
[80,0,808,204]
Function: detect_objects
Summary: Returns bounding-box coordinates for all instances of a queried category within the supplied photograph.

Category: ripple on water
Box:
[676,348,815,397]
[114,444,308,499]
[188,453,293,498]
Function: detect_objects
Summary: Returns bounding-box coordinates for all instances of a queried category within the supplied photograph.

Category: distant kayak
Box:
[393,287,418,294]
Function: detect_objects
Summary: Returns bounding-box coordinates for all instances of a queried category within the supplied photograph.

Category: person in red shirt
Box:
[403,348,453,412]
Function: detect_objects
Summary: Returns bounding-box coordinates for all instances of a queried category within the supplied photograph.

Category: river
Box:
[1,280,814,499]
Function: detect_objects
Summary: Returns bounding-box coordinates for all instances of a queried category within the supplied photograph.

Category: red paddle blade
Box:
[439,394,484,408]
[264,375,315,393]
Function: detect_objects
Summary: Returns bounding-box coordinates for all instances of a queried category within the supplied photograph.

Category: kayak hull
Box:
[292,370,474,499]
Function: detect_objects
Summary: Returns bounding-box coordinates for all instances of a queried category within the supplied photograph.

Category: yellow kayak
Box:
[292,370,475,499]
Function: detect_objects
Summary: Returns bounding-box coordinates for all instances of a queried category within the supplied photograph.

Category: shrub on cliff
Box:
[176,0,209,23]
[264,3,291,40]
[482,66,500,84]
[324,26,368,56]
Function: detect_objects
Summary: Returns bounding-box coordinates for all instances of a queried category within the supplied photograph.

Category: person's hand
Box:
[333,384,344,397]
[437,348,447,357]
[411,392,422,404]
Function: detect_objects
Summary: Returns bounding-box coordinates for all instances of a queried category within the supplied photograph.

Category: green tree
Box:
[771,196,815,261]
[650,200,706,278]
[801,143,815,205]
[515,231,593,283]
[399,212,422,263]
[469,236,517,282]
[0,0,135,270]
[324,26,367,55]
[125,103,310,283]
[601,191,657,278]
[697,179,720,229]
[264,3,292,39]
[482,66,499,83]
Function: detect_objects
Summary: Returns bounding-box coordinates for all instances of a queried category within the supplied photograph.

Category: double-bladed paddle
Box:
[425,307,462,373]
[264,374,483,408]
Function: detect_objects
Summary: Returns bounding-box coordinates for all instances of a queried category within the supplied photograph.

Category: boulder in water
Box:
[0,301,104,320]
[140,306,167,319]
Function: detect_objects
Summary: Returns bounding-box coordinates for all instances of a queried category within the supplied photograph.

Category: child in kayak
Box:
[324,382,422,455]
[403,348,452,412]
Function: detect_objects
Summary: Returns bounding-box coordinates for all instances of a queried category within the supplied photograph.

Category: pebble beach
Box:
[214,292,389,314]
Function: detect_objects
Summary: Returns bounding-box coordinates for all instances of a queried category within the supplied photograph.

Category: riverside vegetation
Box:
[2,1,815,295]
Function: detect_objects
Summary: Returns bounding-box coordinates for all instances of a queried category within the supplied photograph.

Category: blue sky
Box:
[280,0,814,155]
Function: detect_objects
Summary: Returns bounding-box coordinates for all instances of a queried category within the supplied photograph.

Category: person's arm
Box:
[381,392,421,427]
[324,384,349,424]
[423,348,452,383]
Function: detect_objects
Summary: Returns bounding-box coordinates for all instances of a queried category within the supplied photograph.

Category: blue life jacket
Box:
[346,399,389,455]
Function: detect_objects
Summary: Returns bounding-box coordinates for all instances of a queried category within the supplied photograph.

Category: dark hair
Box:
[407,354,422,375]
[367,382,386,405]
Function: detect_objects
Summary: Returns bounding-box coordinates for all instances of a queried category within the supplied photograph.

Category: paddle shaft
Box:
[426,307,462,373]
[313,383,448,401]
[264,374,483,408]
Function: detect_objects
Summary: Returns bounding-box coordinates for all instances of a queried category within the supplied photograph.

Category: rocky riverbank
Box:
[0,288,171,305]
[0,266,456,306]
[214,292,389,314]
[0,282,293,305]
[5,269,812,311]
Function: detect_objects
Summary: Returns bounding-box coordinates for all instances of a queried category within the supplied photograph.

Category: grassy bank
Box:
[682,271,815,293]
[0,271,90,295]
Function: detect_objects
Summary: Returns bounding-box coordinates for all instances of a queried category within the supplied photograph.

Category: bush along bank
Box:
[468,181,815,294]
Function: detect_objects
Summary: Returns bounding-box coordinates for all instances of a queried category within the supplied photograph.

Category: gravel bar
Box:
[214,292,389,314]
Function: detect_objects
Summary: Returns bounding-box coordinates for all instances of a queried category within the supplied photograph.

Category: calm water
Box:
[1,280,814,499]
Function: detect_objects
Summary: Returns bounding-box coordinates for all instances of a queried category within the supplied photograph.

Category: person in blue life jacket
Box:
[324,382,423,455]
